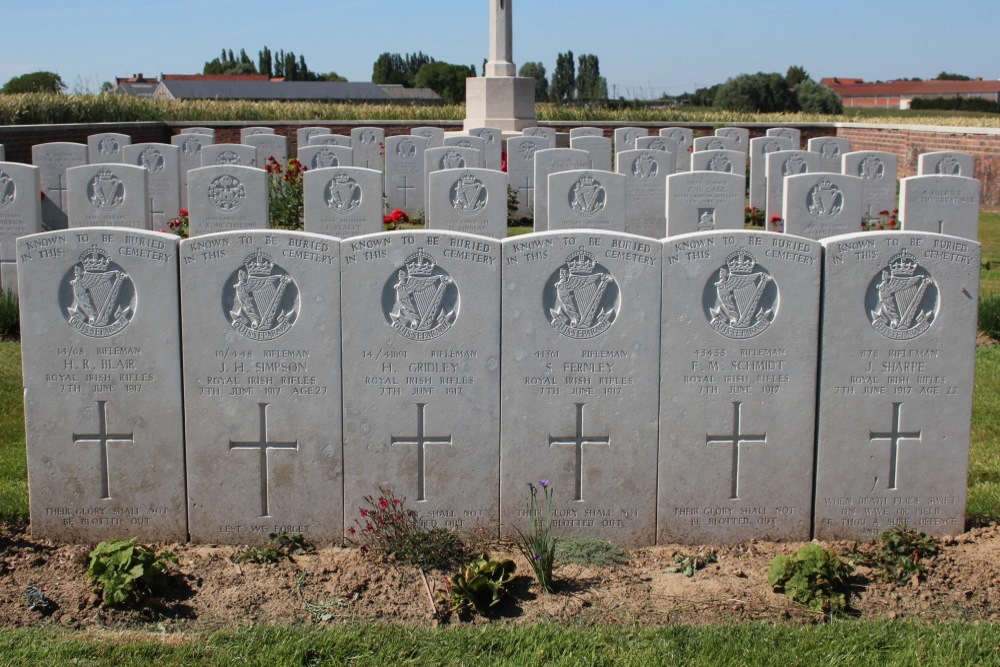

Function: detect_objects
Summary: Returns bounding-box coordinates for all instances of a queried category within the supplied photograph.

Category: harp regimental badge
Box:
[396,139,416,158]
[137,146,164,172]
[227,249,299,341]
[807,179,844,219]
[631,153,658,179]
[65,247,135,338]
[311,148,339,169]
[182,136,203,156]
[858,155,885,181]
[440,151,466,170]
[547,249,619,339]
[97,136,120,157]
[87,168,125,211]
[708,153,733,173]
[386,249,459,341]
[708,249,776,340]
[450,172,488,215]
[325,173,361,213]
[570,175,606,217]
[869,251,937,340]
[935,155,961,175]
[0,170,15,210]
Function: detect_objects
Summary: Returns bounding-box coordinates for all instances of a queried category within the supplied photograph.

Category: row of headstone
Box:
[18,227,979,545]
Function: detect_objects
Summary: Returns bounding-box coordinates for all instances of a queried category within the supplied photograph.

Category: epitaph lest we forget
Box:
[18,229,187,541]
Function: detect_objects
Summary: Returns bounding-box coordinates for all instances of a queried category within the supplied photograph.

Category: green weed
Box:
[768,544,853,614]
[86,538,178,606]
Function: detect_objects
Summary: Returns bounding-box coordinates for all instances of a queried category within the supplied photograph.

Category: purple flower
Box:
[534,553,542,562]
[539,479,550,488]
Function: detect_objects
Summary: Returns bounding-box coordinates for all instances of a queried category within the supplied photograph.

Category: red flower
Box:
[347,526,356,535]
[501,150,508,173]
[264,164,272,173]
[379,498,389,509]
[392,498,401,506]
[879,210,890,217]
[179,209,189,217]
[360,508,369,518]
[390,209,409,223]
[770,215,782,223]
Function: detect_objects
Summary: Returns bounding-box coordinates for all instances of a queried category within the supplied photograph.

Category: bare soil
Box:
[2,520,999,630]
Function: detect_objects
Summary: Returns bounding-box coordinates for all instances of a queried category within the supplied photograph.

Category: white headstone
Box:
[918,151,975,178]
[808,136,851,173]
[66,164,150,229]
[201,144,258,168]
[500,230,662,546]
[570,127,603,139]
[240,126,275,142]
[32,142,88,231]
[87,133,131,164]
[296,127,330,149]
[444,136,487,168]
[843,151,899,221]
[532,148,592,232]
[714,127,750,153]
[181,127,216,141]
[666,172,745,237]
[351,127,386,171]
[660,128,694,171]
[766,127,801,149]
[303,167,383,238]
[181,230,343,544]
[691,149,746,176]
[570,136,613,172]
[124,143,181,231]
[507,135,552,220]
[468,127,504,170]
[548,170,626,232]
[244,133,288,169]
[765,150,821,228]
[899,175,980,240]
[425,147,482,206]
[341,231,501,537]
[694,135,739,153]
[412,127,445,149]
[187,165,269,236]
[523,127,557,146]
[298,145,354,170]
[385,135,428,218]
[749,135,792,210]
[171,132,214,209]
[309,133,352,147]
[783,173,864,239]
[427,168,508,238]
[616,149,669,238]
[0,163,42,292]
[814,232,980,539]
[17,229,187,541]
[658,230,822,543]
[636,136,680,173]
[614,127,649,154]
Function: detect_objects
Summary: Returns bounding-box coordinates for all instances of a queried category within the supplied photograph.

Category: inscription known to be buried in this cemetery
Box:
[341,232,501,536]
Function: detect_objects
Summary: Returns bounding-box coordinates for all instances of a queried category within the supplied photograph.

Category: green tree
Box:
[372,52,436,88]
[713,72,796,113]
[576,54,607,102]
[795,79,843,114]
[1,71,66,94]
[551,51,575,104]
[519,61,549,102]
[321,71,347,82]
[786,65,809,87]
[258,46,273,78]
[936,71,973,81]
[100,81,114,94]
[414,62,475,104]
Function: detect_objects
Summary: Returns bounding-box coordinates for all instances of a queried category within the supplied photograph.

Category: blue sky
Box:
[5,0,999,97]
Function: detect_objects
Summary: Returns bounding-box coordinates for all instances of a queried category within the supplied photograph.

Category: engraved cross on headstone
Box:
[391,403,452,501]
[869,402,922,490]
[49,174,68,209]
[397,176,415,207]
[705,401,767,500]
[73,400,134,500]
[549,403,610,502]
[229,402,298,517]
[517,177,534,210]
[149,197,165,228]
[937,220,946,234]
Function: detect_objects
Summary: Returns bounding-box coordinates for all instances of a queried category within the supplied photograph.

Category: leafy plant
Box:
[86,539,178,606]
[165,208,189,238]
[843,525,941,583]
[506,184,523,226]
[266,156,306,230]
[767,544,853,614]
[0,287,19,339]
[513,480,557,593]
[665,550,717,577]
[232,532,313,564]
[555,537,628,566]
[446,553,516,614]
[349,487,466,570]
[744,206,764,228]
[23,585,55,614]
[295,572,345,623]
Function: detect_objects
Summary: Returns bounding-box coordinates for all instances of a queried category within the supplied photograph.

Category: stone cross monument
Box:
[464,0,536,132]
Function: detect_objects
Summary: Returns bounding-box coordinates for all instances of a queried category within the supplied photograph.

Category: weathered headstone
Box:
[351,127,386,171]
[303,166,383,238]
[808,136,851,173]
[843,151,899,221]
[658,230,822,543]
[765,150,821,228]
[201,144,257,168]
[18,229,186,541]
[660,128,694,171]
[749,135,792,209]
[181,230,342,544]
[171,132,213,209]
[570,136,613,172]
[507,135,552,220]
[636,136,680,173]
[181,127,216,141]
[240,127,274,142]
[814,231,980,539]
[899,175,980,240]
[427,168,508,238]
[468,127,504,170]
[532,148,591,232]
[694,135,739,153]
[341,231,500,537]
[614,127,648,153]
[385,135,428,217]
[187,165,268,236]
[444,136,487,167]
[298,145,353,170]
[783,173,864,239]
[714,127,750,153]
[548,170,626,232]
[309,133,352,147]
[124,143,181,230]
[523,127,557,146]
[296,127,330,149]
[570,127,603,139]
[0,163,42,292]
[500,230,662,546]
[691,149,746,176]
[616,149,669,238]
[766,127,801,149]
[87,133,131,164]
[244,133,288,168]
[33,142,88,231]
[412,127,445,149]
[425,147,482,205]
[67,164,150,229]
[666,172,745,236]
[918,151,975,178]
